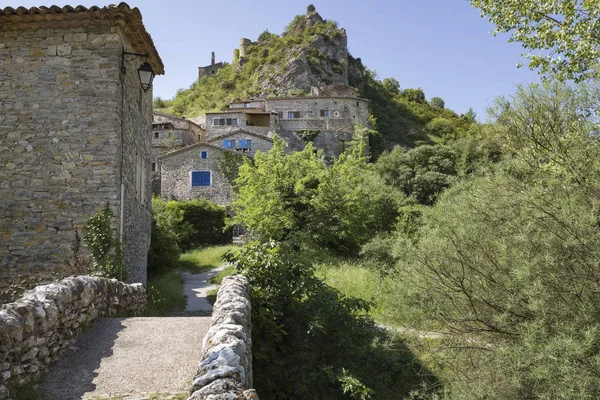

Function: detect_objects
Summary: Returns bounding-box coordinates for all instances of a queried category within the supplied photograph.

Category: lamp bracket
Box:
[122,49,149,73]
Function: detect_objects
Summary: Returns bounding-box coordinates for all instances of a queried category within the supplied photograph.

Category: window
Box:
[320,110,330,117]
[231,118,238,126]
[154,132,159,138]
[213,118,220,126]
[223,139,236,149]
[151,162,156,172]
[201,151,207,159]
[238,139,253,151]
[226,118,232,125]
[287,111,300,119]
[191,171,211,187]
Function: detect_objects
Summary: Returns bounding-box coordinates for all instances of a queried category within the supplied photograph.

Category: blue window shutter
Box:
[191,171,201,186]
[223,139,229,148]
[191,171,211,186]
[239,139,246,149]
[200,171,210,186]
[201,151,207,159]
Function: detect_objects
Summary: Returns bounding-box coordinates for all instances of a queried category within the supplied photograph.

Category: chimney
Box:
[211,52,215,65]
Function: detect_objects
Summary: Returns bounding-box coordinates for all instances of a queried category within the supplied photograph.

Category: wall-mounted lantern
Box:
[122,49,155,92]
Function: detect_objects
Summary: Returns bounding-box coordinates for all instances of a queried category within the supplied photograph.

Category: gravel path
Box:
[181,265,228,312]
[38,316,211,399]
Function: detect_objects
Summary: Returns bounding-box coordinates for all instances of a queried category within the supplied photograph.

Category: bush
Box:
[227,242,437,399]
[151,197,232,253]
[82,204,125,280]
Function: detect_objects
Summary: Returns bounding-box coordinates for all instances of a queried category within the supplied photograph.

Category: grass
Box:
[177,245,238,273]
[206,265,237,305]
[145,270,186,316]
[145,245,239,315]
[316,259,385,319]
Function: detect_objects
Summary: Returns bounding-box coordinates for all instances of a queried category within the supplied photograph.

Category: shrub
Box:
[82,204,125,280]
[151,197,231,252]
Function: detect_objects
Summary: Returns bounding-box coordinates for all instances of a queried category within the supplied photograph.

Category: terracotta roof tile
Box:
[0,2,164,74]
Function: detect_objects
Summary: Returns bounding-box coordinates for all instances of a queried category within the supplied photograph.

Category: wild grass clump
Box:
[178,245,237,273]
[145,271,186,316]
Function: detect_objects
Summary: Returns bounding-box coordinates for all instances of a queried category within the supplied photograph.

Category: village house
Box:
[0,3,163,302]
[151,111,203,194]
[158,91,369,205]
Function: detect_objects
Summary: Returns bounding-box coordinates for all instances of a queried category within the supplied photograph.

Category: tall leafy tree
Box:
[394,79,600,398]
[471,0,600,81]
[231,130,398,253]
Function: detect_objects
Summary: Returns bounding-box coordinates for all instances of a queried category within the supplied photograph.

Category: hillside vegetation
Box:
[154,5,475,150]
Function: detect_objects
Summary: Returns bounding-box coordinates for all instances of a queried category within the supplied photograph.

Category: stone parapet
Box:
[189,275,258,400]
[0,276,146,399]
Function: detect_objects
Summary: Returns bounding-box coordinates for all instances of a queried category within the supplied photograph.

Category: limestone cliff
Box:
[250,9,351,96]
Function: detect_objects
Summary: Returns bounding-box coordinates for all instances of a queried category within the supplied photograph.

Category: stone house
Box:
[159,142,253,206]
[152,111,203,194]
[205,95,369,158]
[0,3,164,302]
[159,93,369,206]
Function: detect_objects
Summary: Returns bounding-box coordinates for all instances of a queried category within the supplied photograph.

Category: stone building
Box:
[198,51,224,79]
[152,111,203,194]
[205,95,369,158]
[159,142,253,206]
[0,3,164,302]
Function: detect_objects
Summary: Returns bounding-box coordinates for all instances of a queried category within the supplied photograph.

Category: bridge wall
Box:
[189,275,258,400]
[0,276,145,399]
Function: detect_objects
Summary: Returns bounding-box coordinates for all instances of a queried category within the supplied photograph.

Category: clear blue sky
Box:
[4,0,540,121]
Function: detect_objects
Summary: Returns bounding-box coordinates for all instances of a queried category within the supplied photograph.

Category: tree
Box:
[375,144,458,205]
[402,87,426,104]
[231,131,398,253]
[471,0,600,81]
[393,80,600,398]
[462,107,477,123]
[430,97,445,109]
[382,77,400,96]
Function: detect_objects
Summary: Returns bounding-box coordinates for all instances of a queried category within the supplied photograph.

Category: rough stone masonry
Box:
[0,275,146,399]
[0,4,164,303]
[189,275,258,400]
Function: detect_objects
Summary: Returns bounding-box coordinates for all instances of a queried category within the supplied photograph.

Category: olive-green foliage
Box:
[375,145,458,205]
[393,80,600,399]
[217,151,247,190]
[471,0,600,82]
[82,204,125,280]
[147,198,181,277]
[228,241,438,400]
[402,87,426,104]
[350,60,472,149]
[429,97,445,109]
[150,198,231,253]
[231,130,399,254]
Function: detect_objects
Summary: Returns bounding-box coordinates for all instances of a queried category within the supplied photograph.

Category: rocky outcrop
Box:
[0,276,146,399]
[189,275,257,400]
[254,9,349,97]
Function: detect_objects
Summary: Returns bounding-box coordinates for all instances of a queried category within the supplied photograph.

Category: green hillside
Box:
[155,5,475,151]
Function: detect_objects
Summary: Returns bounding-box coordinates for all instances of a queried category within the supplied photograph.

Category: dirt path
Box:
[180,264,228,313]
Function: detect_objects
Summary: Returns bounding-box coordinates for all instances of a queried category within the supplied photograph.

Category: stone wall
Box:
[0,17,154,300]
[206,131,274,159]
[160,144,242,205]
[0,276,146,399]
[188,275,257,400]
